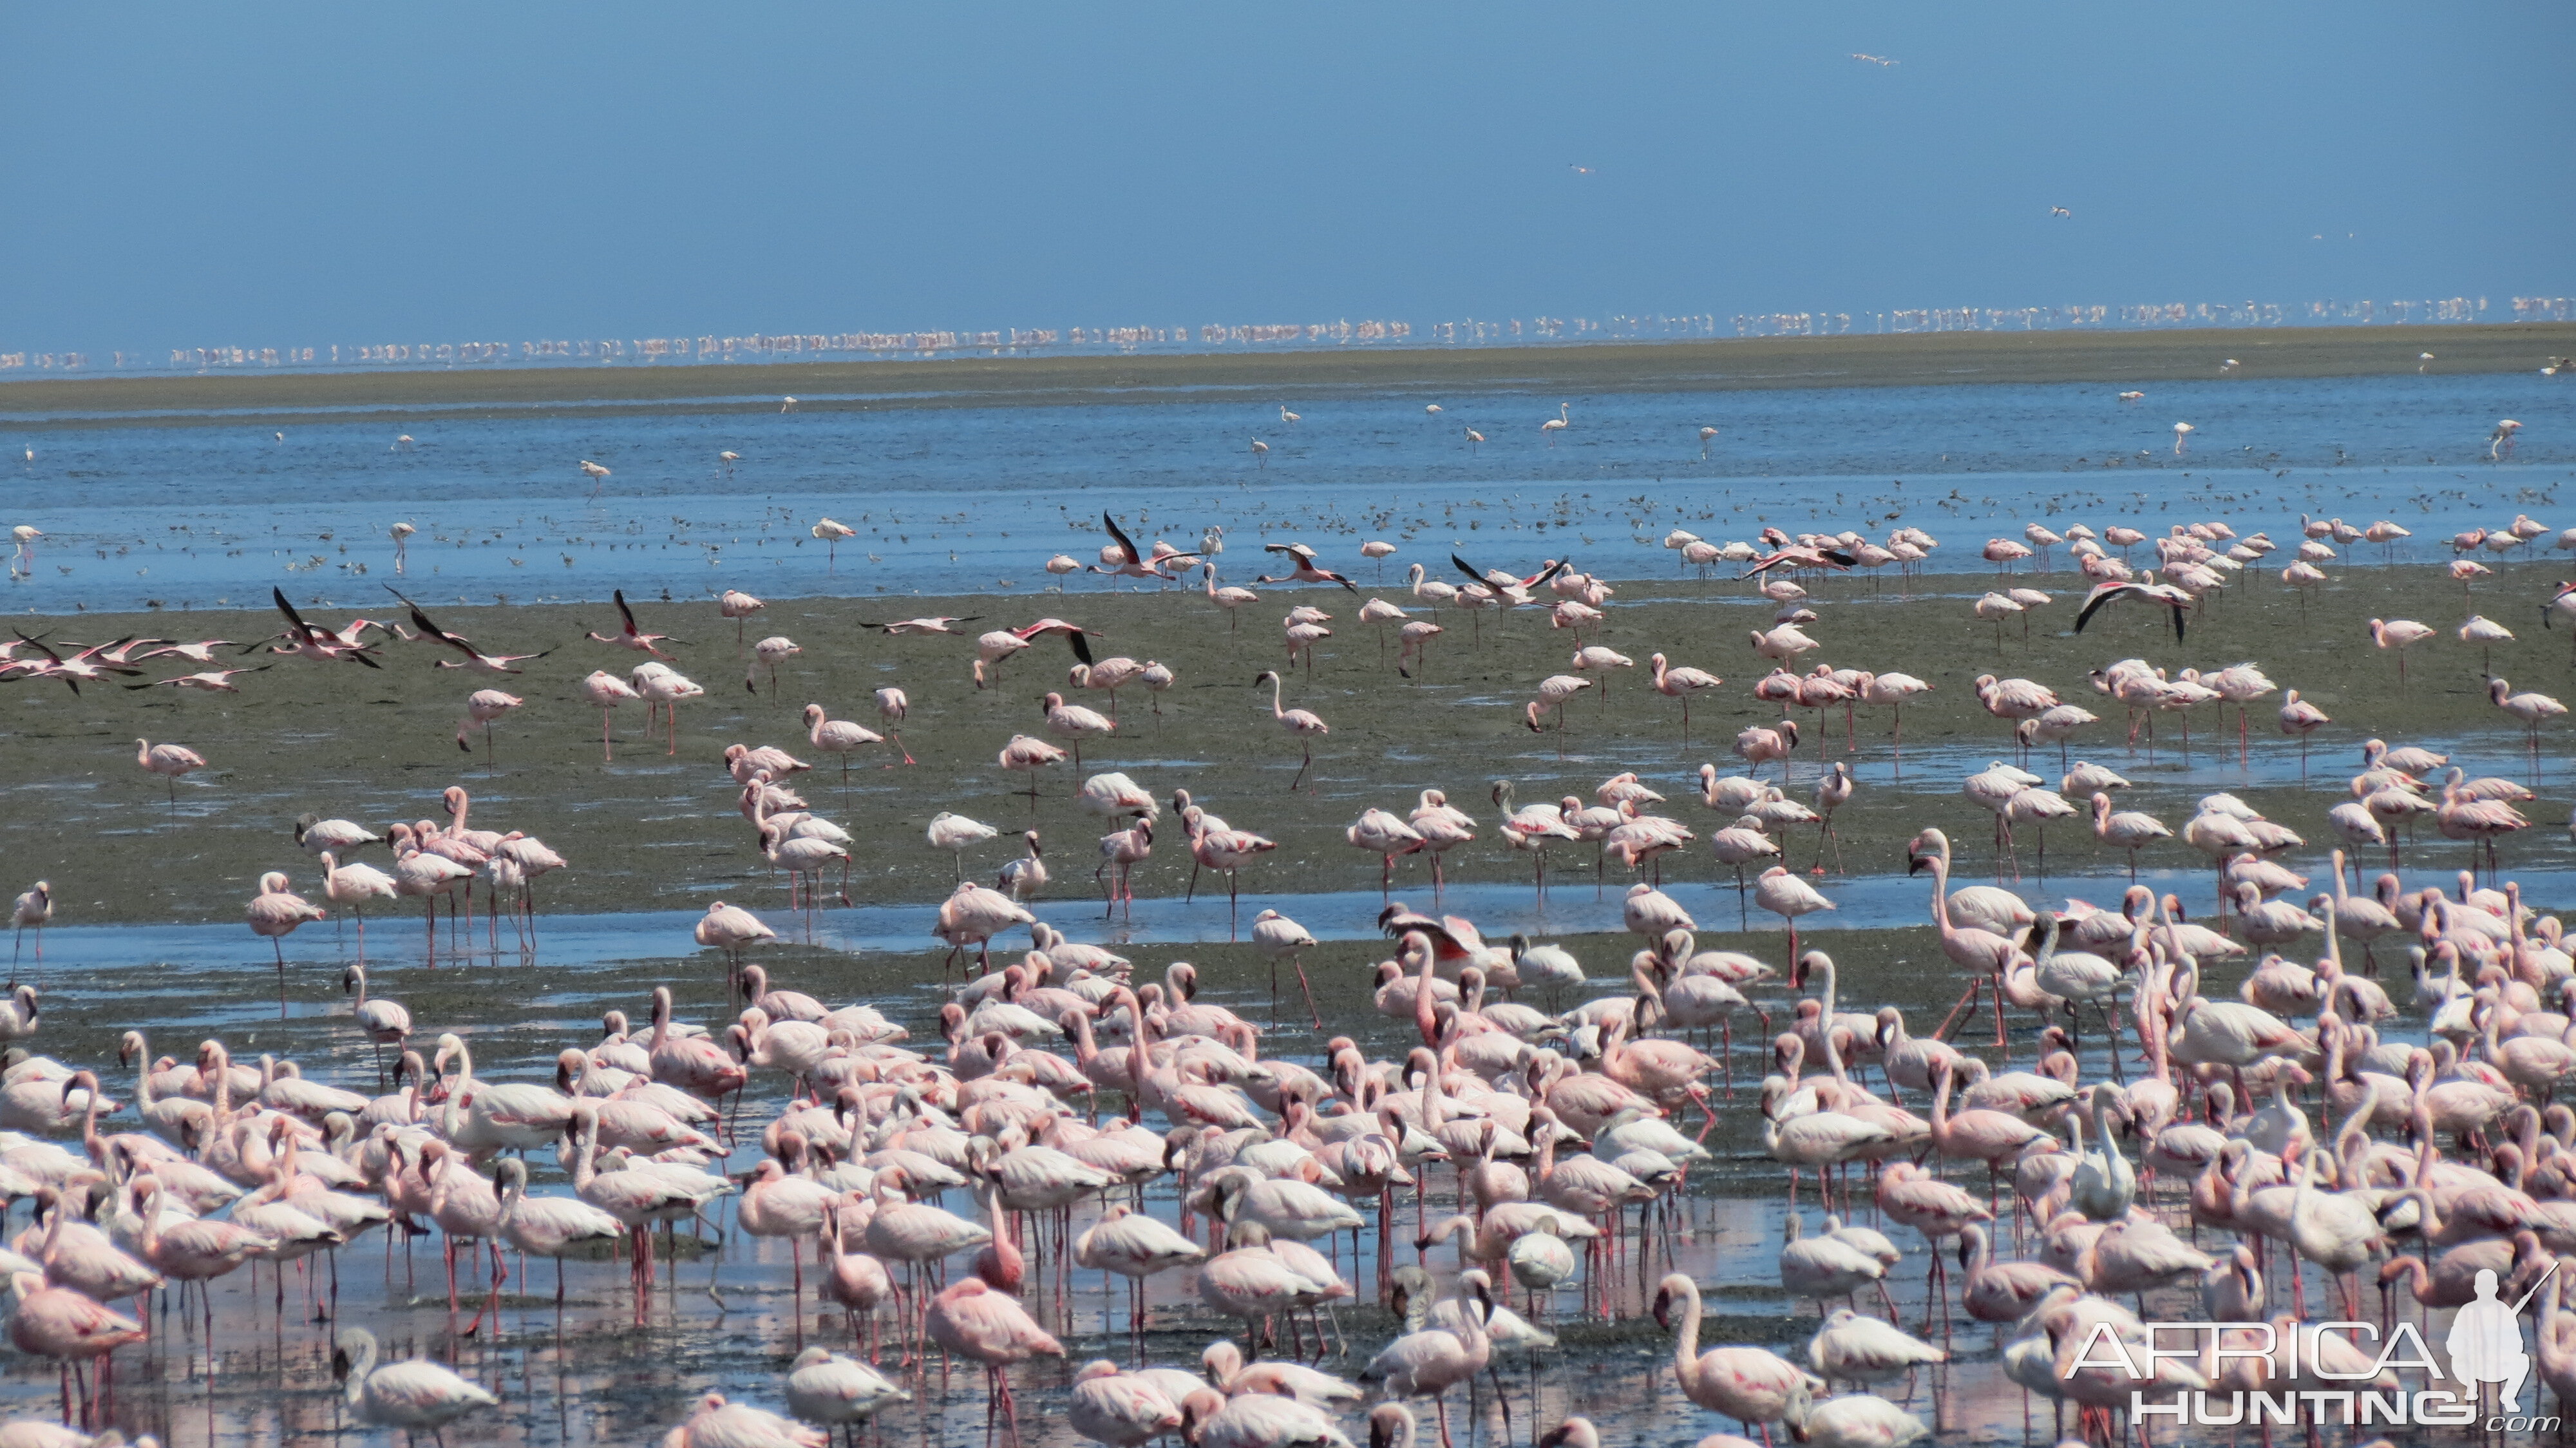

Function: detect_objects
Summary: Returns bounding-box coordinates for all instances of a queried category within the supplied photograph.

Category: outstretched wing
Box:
[1066,629,1094,666]
[2071,584,2126,635]
[1451,554,1490,587]
[272,587,320,645]
[614,589,639,634]
[2166,600,2188,643]
[1101,511,1142,566]
[1262,542,1305,557]
[1530,558,1573,589]
[386,589,476,661]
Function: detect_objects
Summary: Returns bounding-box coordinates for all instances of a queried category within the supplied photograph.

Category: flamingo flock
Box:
[17,467,2576,1448]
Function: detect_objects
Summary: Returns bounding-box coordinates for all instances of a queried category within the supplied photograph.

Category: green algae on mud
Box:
[6,544,2571,933]
[5,323,2572,430]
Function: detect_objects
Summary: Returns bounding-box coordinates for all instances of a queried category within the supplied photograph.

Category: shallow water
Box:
[3,372,2570,614]
[0,904,2479,1448]
[5,367,2576,1444]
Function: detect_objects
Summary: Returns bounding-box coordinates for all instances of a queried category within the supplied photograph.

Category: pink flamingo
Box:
[245,872,325,1014]
[8,1269,146,1425]
[135,738,205,808]
[926,1277,1064,1447]
[1254,671,1329,790]
[1905,829,2023,1045]
[578,670,640,761]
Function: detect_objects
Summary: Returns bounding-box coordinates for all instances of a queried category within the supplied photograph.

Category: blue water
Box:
[1,370,2569,613]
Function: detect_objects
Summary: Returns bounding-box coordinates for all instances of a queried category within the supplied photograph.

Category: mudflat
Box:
[5,322,2572,430]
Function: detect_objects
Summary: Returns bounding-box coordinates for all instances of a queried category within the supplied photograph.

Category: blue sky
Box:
[3,3,2566,354]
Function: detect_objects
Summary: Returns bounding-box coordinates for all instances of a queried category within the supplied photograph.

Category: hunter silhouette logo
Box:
[2451,1263,2555,1415]
[2069,1259,2563,1432]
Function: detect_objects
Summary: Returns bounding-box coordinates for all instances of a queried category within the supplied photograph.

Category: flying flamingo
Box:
[390,592,555,674]
[585,589,687,658]
[1254,671,1328,790]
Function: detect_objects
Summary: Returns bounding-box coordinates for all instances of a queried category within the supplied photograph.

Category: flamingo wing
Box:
[1100,511,1144,566]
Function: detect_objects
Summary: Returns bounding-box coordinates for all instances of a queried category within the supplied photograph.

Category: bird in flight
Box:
[1567,164,1598,176]
[2049,206,2072,219]
[1850,53,1897,66]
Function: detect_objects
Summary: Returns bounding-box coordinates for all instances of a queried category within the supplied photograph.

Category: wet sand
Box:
[6,322,2573,430]
[6,551,2568,932]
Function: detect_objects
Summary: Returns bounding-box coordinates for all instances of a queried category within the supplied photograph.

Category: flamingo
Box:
[1540,403,1570,441]
[1041,691,1115,771]
[1652,1273,1820,1447]
[1253,670,1328,790]
[926,1277,1064,1446]
[1753,868,1835,958]
[1904,830,2023,1045]
[135,738,206,806]
[332,1327,497,1441]
[12,882,50,972]
[1649,653,1724,737]
[584,589,686,658]
[245,872,325,1012]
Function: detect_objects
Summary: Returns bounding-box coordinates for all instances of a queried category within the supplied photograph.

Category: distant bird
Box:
[2049,206,2071,218]
[2172,422,2195,455]
[1278,405,1301,424]
[781,396,798,412]
[2419,352,2436,372]
[1250,439,1269,467]
[1698,425,1719,459]
[1464,428,1485,453]
[2493,419,2524,460]
[1425,404,1443,415]
[2116,390,2143,402]
[1540,404,1571,441]
[718,450,740,475]
[811,519,857,567]
[1851,52,1897,65]
[389,521,415,573]
[579,460,612,493]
